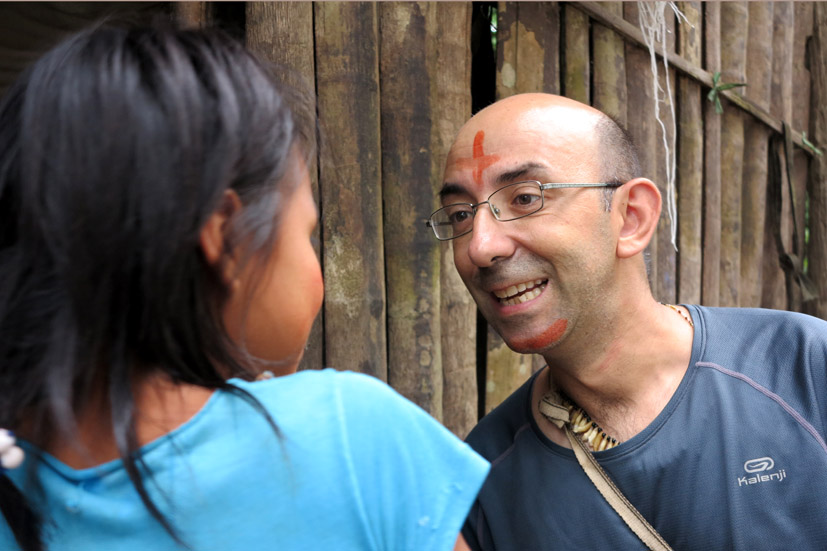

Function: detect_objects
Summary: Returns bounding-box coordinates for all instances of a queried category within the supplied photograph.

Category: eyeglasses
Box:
[426,180,622,241]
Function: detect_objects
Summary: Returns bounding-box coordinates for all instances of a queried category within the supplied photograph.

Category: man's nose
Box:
[466,206,515,268]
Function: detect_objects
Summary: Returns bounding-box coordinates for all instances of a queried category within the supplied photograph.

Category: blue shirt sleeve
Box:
[333,372,490,551]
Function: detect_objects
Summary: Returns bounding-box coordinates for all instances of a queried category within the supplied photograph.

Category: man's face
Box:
[441,101,619,355]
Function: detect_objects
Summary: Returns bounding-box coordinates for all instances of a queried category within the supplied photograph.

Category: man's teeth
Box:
[493,279,546,305]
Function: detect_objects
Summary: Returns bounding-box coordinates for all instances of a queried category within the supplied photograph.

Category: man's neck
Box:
[532,299,694,445]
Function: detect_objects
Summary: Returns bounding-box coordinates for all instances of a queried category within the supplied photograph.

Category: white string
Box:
[637,2,689,251]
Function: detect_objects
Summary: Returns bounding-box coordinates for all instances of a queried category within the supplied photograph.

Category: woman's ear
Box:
[199,189,243,284]
[613,178,662,259]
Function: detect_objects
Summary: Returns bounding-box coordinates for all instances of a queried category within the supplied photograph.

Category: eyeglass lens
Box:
[430,181,544,240]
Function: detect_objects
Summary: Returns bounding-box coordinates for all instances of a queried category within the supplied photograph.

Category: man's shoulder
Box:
[465,371,539,461]
[693,305,827,343]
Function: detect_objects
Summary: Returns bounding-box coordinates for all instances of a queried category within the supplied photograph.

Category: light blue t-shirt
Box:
[2,369,489,550]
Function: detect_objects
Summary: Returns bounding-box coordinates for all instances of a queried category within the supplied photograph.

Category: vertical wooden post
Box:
[485,1,560,414]
[175,3,210,28]
[592,2,627,125]
[677,2,702,304]
[314,3,387,380]
[379,2,442,417]
[655,9,677,305]
[762,2,795,310]
[246,3,323,372]
[718,2,748,307]
[562,5,590,103]
[702,3,722,306]
[793,2,815,313]
[808,3,827,319]
[739,2,774,307]
[624,3,659,295]
[430,3,476,437]
[496,2,560,99]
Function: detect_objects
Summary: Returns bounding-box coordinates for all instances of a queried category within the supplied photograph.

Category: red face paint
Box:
[453,130,500,188]
[510,319,568,350]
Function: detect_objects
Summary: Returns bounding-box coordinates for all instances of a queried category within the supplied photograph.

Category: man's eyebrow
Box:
[438,183,468,199]
[494,162,548,186]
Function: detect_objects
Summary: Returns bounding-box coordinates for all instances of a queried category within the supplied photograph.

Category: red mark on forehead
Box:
[454,130,500,188]
[511,319,568,351]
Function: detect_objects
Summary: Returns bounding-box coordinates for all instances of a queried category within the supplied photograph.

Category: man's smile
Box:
[491,278,548,306]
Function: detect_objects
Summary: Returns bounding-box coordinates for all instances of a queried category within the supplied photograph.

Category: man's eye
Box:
[449,210,471,224]
[514,194,539,206]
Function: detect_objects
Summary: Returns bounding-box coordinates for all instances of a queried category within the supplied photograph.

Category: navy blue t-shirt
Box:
[463,306,827,550]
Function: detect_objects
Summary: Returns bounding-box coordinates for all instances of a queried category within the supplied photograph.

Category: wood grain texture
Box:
[624,3,659,293]
[762,2,795,309]
[430,3,477,437]
[656,10,677,305]
[592,2,627,125]
[677,2,702,304]
[562,4,590,103]
[739,2,774,307]
[379,2,442,416]
[718,2,748,307]
[808,3,827,318]
[246,2,323,371]
[176,2,210,28]
[314,2,387,379]
[497,2,561,98]
[702,2,721,306]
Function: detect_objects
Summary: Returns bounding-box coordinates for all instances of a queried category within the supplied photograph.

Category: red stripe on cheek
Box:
[511,319,568,350]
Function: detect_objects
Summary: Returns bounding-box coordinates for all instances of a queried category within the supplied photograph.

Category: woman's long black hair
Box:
[0,25,303,550]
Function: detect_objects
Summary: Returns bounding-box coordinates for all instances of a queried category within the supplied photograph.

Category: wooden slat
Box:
[676,2,702,304]
[592,2,627,125]
[809,2,827,319]
[496,2,560,98]
[739,2,774,307]
[430,3,477,437]
[624,3,659,293]
[572,1,814,155]
[793,2,815,313]
[379,2,442,416]
[246,3,323,372]
[314,2,387,379]
[176,2,209,28]
[718,2,748,307]
[761,1,795,310]
[485,1,557,414]
[702,3,721,306]
[562,4,590,103]
[656,10,677,305]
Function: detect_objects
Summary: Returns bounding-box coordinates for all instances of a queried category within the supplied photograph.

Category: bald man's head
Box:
[446,93,641,194]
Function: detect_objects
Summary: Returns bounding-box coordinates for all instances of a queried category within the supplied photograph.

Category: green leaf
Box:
[717,82,747,92]
[802,132,824,156]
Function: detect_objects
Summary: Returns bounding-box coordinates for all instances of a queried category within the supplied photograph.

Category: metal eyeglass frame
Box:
[426,180,623,241]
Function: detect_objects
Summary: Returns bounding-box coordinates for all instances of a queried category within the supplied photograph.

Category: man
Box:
[428,93,827,550]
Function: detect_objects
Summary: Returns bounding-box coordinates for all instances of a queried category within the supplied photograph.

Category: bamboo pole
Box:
[762,2,795,309]
[562,4,590,103]
[718,2,748,307]
[656,9,677,305]
[739,2,774,307]
[808,3,827,319]
[592,2,626,124]
[175,3,209,28]
[702,3,722,306]
[314,3,387,380]
[246,3,322,371]
[677,2,702,304]
[432,4,476,436]
[624,3,659,293]
[379,3,442,416]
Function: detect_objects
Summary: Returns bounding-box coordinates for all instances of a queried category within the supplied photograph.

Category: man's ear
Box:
[199,189,243,284]
[613,178,661,259]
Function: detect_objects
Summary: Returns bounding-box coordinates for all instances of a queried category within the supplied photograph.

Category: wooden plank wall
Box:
[175,2,823,429]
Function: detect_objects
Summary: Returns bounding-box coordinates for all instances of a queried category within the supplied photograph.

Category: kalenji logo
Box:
[737,456,786,487]
[744,457,774,473]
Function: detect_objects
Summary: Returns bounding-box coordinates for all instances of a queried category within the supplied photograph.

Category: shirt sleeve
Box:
[334,372,490,551]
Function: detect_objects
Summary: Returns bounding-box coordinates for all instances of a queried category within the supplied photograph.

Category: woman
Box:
[0,25,488,551]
